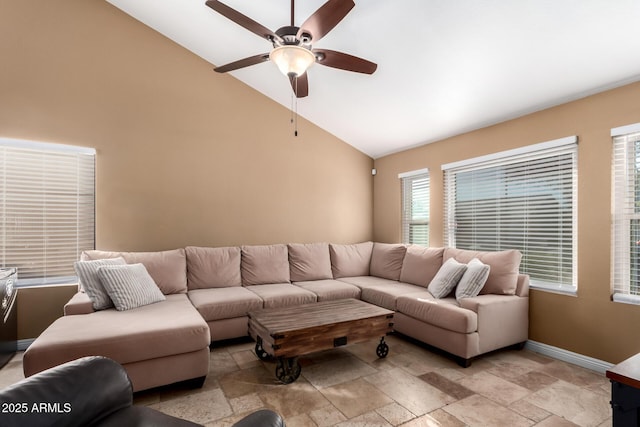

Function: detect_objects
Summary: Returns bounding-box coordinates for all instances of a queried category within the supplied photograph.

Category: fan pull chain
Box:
[290,90,294,126]
[290,77,298,137]
[294,86,299,137]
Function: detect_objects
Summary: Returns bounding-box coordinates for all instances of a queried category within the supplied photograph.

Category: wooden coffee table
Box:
[248,298,394,383]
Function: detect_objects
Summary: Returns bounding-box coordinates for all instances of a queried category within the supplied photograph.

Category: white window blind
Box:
[0,138,95,287]
[400,168,429,246]
[443,137,578,293]
[611,123,640,304]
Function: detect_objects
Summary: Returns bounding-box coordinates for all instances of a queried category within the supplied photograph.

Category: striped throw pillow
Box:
[427,258,468,298]
[456,258,491,300]
[74,257,126,310]
[97,263,165,311]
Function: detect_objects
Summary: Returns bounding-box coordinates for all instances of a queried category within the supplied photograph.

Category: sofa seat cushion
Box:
[336,275,400,289]
[244,284,317,309]
[396,292,478,334]
[359,282,425,310]
[23,295,210,377]
[188,287,263,321]
[293,279,361,301]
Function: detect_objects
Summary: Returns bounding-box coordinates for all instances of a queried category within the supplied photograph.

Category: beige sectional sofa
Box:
[23,241,529,391]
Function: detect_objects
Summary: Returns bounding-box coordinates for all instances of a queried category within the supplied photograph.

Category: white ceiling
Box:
[106,0,640,158]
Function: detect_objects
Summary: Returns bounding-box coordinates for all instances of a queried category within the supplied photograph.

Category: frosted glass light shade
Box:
[269,45,315,77]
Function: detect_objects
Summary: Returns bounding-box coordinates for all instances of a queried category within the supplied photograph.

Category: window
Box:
[443,136,578,293]
[0,138,95,287]
[400,168,429,245]
[611,123,640,304]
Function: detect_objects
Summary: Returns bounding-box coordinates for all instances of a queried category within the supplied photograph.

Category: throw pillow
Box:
[456,258,491,300]
[74,257,126,310]
[443,248,521,295]
[82,248,188,295]
[427,258,468,298]
[97,263,165,311]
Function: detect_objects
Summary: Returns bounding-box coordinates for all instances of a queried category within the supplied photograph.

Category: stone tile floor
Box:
[0,335,613,426]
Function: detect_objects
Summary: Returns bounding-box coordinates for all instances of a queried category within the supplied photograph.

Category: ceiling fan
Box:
[205,0,377,98]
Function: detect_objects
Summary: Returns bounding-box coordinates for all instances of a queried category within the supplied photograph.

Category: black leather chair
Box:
[0,356,285,427]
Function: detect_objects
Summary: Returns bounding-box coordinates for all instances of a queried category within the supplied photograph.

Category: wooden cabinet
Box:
[0,268,17,368]
[607,353,640,426]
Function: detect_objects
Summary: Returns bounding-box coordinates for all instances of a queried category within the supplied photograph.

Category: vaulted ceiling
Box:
[106,0,640,158]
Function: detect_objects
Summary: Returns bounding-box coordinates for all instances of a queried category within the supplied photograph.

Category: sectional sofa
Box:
[23,242,529,392]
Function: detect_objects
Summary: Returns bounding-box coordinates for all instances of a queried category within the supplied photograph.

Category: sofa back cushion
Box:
[399,246,445,287]
[81,248,187,295]
[370,243,407,281]
[288,243,333,282]
[241,244,290,285]
[443,248,522,295]
[186,246,242,289]
[329,242,374,278]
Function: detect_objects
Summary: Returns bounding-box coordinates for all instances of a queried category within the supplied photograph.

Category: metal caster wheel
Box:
[275,357,301,384]
[255,342,270,361]
[376,338,389,358]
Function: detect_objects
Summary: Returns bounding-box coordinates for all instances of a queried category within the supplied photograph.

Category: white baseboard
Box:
[17,338,35,352]
[525,340,614,374]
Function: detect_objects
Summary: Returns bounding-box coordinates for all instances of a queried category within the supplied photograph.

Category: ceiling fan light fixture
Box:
[269,45,315,77]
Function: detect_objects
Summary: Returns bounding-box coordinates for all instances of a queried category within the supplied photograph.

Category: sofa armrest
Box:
[458,294,529,353]
[457,294,525,313]
[0,356,132,427]
[64,292,95,315]
[515,274,529,297]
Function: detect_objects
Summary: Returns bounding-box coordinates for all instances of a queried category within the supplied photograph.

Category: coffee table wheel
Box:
[376,338,389,358]
[275,357,301,384]
[255,342,270,361]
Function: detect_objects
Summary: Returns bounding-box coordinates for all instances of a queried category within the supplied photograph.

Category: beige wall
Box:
[1,0,373,339]
[16,286,78,340]
[374,81,640,364]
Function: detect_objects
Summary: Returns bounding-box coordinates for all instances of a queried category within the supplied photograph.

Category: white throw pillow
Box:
[456,258,491,300]
[97,263,165,311]
[74,257,126,310]
[427,258,468,298]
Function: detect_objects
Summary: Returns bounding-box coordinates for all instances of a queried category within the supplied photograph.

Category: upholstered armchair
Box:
[0,356,285,427]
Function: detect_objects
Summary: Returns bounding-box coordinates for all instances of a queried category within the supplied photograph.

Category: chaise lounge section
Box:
[23,249,211,392]
[23,241,529,391]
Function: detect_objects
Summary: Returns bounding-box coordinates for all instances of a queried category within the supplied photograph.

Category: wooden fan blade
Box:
[214,53,270,73]
[289,73,309,98]
[297,0,355,43]
[206,0,281,42]
[314,49,377,74]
